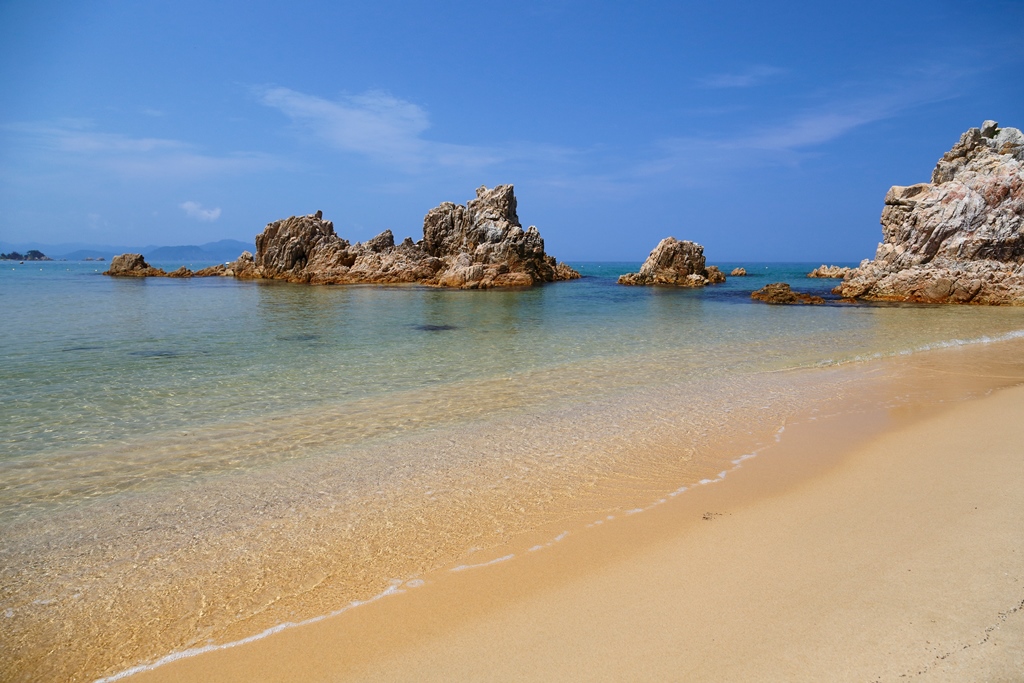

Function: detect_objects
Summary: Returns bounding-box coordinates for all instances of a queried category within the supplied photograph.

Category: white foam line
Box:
[527,530,571,552]
[814,328,1024,368]
[450,554,515,572]
[93,581,411,683]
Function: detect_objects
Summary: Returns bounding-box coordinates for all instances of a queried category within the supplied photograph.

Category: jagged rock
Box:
[617,237,725,287]
[105,254,234,279]
[730,267,747,276]
[193,263,234,277]
[104,254,169,277]
[232,185,579,288]
[808,265,852,278]
[837,121,1024,304]
[751,283,825,305]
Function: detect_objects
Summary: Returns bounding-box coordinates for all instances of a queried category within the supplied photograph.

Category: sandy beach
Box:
[129,350,1024,683]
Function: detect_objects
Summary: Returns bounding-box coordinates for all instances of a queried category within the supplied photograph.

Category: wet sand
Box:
[130,359,1024,682]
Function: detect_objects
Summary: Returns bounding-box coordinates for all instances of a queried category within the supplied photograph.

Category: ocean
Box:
[4,260,1024,681]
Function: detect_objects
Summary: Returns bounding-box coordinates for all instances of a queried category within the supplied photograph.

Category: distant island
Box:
[1,250,52,261]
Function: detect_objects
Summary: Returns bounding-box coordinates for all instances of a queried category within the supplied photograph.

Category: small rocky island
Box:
[1,250,51,261]
[837,121,1024,304]
[106,185,579,289]
[618,237,725,286]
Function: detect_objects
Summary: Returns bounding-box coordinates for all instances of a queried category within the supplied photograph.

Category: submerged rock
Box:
[836,121,1024,304]
[617,237,726,287]
[232,185,579,288]
[751,283,825,305]
[808,265,852,278]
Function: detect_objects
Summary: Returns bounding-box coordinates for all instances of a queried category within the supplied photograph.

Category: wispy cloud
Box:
[180,201,221,221]
[524,73,963,203]
[2,120,280,178]
[697,65,787,89]
[257,86,572,172]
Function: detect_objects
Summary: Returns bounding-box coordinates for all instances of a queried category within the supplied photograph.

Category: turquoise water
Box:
[8,259,1022,466]
[5,259,1024,681]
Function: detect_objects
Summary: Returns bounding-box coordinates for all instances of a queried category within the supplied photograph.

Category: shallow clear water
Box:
[6,260,1024,468]
[4,260,1024,681]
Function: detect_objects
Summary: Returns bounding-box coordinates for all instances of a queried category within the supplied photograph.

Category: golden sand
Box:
[128,344,1024,683]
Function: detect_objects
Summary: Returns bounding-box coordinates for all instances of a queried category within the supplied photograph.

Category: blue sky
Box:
[1,0,1022,261]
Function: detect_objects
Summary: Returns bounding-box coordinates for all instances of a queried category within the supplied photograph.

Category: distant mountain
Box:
[0,239,253,262]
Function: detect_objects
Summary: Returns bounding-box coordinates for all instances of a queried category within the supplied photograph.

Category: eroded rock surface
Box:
[751,283,825,305]
[730,267,747,276]
[104,254,171,277]
[104,253,237,279]
[618,237,726,287]
[837,121,1024,304]
[232,186,578,288]
[808,265,852,278]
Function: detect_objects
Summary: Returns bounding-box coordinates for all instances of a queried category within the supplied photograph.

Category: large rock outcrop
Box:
[232,185,579,288]
[836,121,1024,304]
[618,237,725,287]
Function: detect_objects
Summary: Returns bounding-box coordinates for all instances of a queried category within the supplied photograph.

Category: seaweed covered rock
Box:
[837,121,1024,304]
[751,283,824,305]
[618,237,725,287]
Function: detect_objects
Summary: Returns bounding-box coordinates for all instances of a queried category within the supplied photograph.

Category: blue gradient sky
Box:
[1,0,1022,260]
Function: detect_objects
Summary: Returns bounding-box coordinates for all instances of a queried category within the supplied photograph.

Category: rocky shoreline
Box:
[103,122,1023,304]
[837,120,1024,305]
[106,185,578,289]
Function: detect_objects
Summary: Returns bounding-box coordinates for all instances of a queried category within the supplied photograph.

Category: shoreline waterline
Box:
[83,334,1024,682]
[5,263,1024,681]
[124,337,1024,683]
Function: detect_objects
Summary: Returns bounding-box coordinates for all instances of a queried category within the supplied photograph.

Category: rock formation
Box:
[104,254,171,277]
[617,237,726,287]
[836,121,1024,304]
[808,265,852,278]
[231,185,579,288]
[103,254,237,278]
[730,267,747,276]
[751,283,825,305]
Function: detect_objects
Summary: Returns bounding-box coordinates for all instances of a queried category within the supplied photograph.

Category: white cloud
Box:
[180,201,221,222]
[698,65,787,89]
[257,86,572,172]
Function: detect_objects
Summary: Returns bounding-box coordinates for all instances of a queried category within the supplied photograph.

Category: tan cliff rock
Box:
[231,185,579,288]
[617,237,726,287]
[836,120,1024,304]
[808,265,852,278]
[104,253,237,278]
